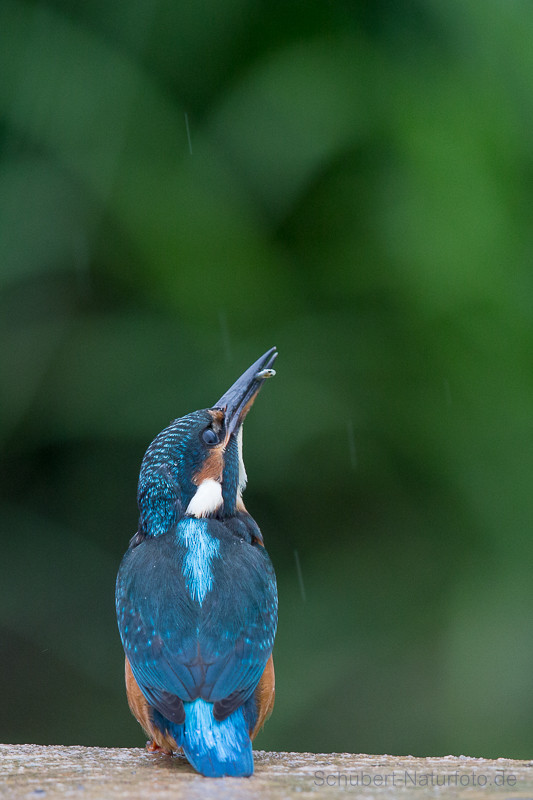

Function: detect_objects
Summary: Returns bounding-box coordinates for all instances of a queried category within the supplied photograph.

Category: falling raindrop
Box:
[294,549,306,603]
[184,112,193,155]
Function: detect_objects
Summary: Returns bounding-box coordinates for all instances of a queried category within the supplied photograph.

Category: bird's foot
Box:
[146,740,172,755]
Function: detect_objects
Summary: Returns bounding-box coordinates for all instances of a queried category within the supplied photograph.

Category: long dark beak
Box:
[213,347,277,436]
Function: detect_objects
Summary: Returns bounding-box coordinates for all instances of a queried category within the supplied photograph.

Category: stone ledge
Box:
[1,745,532,799]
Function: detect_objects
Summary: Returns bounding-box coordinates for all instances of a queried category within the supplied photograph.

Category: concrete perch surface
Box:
[1,745,533,800]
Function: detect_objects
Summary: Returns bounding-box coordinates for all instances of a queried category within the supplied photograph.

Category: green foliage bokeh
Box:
[2,0,533,758]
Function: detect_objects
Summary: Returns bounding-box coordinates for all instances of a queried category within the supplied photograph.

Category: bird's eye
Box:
[202,428,219,446]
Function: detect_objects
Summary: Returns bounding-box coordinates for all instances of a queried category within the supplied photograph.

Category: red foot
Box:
[146,740,172,755]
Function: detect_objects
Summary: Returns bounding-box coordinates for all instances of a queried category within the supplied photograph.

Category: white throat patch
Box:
[237,427,247,491]
[186,478,223,518]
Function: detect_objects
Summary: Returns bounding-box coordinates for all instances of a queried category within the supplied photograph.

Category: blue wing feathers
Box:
[115,512,277,775]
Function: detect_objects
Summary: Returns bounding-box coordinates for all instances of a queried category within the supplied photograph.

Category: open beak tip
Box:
[212,347,278,429]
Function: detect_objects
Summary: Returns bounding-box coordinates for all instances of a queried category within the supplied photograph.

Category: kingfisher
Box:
[115,348,278,777]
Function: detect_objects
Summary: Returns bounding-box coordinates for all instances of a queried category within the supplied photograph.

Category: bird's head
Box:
[137,347,277,537]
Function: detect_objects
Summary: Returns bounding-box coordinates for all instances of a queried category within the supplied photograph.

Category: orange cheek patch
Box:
[194,447,224,484]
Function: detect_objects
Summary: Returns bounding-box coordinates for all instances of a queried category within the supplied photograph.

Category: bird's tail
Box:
[178,698,253,777]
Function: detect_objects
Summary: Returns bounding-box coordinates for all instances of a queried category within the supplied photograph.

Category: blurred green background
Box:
[2,0,533,759]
